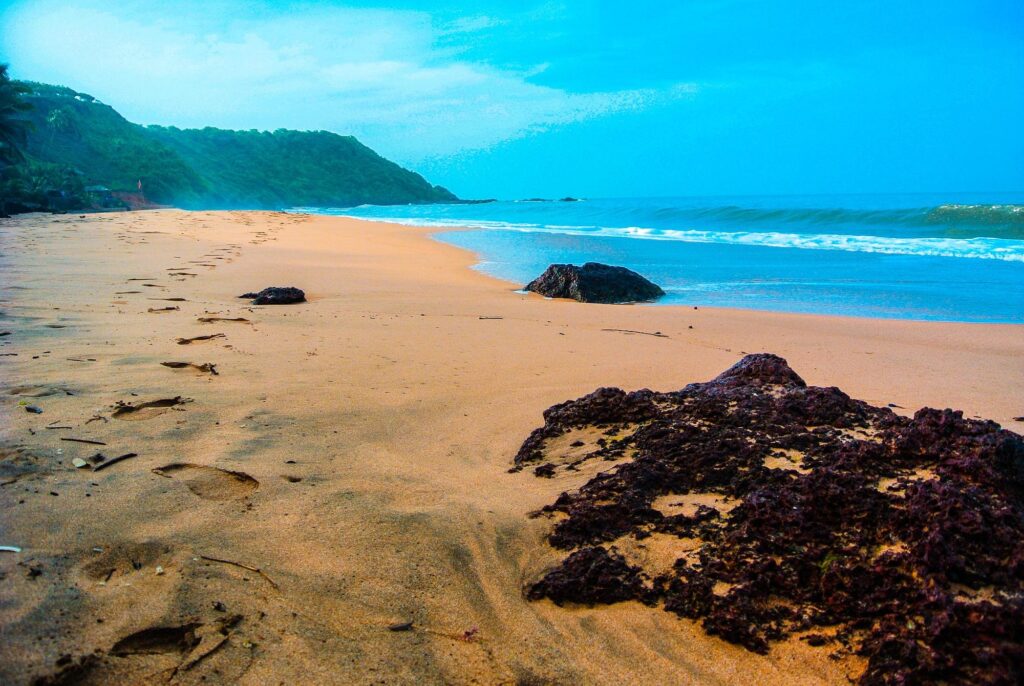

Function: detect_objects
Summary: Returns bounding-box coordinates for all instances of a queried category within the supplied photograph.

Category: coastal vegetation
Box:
[0,75,456,213]
[0,64,43,215]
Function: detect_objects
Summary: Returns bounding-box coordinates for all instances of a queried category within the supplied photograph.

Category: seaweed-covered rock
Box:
[239,286,305,305]
[524,263,664,304]
[527,547,648,606]
[518,353,1024,685]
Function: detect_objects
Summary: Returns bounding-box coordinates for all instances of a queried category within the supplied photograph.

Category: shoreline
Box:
[1,209,1021,685]
[424,223,1024,327]
[312,196,1024,325]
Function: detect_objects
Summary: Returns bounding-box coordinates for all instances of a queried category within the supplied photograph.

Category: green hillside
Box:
[146,126,454,208]
[13,81,455,209]
[19,83,209,206]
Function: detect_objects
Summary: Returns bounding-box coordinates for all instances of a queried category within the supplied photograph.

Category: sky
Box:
[1,0,1022,199]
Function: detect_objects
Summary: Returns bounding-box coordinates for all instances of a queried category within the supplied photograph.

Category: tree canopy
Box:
[0,64,33,164]
[3,78,457,213]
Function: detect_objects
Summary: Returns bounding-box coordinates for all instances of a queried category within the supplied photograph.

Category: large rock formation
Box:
[516,354,1024,685]
[524,263,664,304]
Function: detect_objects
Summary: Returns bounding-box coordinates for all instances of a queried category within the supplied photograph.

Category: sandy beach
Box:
[1,209,1022,685]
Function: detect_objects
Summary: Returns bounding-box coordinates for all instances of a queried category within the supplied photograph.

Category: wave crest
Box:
[352,216,1024,262]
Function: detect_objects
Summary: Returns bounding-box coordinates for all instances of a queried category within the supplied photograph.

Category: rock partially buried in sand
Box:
[517,353,1024,685]
[524,263,664,304]
[239,286,305,305]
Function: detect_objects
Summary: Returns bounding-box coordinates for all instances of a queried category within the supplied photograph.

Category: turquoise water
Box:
[298,193,1024,322]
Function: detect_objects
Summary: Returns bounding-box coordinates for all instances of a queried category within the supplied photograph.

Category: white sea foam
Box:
[605,227,1024,262]
[340,215,1024,262]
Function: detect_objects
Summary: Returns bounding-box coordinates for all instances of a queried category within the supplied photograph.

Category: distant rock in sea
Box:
[524,262,665,304]
[240,287,306,305]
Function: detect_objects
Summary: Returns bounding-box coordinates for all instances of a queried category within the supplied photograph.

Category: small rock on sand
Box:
[239,287,305,305]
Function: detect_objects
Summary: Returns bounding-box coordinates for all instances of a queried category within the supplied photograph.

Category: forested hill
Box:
[18,82,457,208]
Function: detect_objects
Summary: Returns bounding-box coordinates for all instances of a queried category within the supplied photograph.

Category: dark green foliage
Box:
[0,65,33,165]
[1,65,41,214]
[13,81,209,207]
[147,126,456,208]
[1,160,87,213]
[11,80,456,210]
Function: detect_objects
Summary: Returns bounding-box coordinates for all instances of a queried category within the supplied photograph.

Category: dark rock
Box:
[533,463,556,478]
[709,352,806,389]
[524,263,664,304]
[517,353,1024,685]
[239,287,306,305]
[527,547,648,606]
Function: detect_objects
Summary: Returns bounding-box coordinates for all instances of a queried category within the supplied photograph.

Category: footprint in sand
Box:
[110,623,203,656]
[160,361,218,375]
[8,385,73,398]
[176,333,226,345]
[81,540,173,582]
[112,396,191,420]
[42,613,245,684]
[152,463,259,500]
[0,445,49,484]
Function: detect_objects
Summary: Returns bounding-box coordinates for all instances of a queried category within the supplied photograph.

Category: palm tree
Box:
[0,64,33,165]
[47,106,75,133]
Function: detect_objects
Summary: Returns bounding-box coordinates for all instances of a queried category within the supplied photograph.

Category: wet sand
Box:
[1,209,1021,685]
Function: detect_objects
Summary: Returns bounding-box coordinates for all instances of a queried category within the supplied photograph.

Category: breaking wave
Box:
[326,216,1024,262]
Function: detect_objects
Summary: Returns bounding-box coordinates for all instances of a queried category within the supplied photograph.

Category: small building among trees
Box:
[84,184,117,207]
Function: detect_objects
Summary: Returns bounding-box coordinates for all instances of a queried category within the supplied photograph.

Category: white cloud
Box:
[442,15,507,35]
[1,1,696,162]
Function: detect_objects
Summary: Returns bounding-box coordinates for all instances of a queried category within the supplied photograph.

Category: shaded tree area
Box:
[1,74,456,215]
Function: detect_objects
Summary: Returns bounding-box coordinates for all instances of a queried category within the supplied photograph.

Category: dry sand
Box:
[1,210,1021,685]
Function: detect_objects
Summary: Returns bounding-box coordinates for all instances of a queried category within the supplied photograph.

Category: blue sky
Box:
[2,0,1022,198]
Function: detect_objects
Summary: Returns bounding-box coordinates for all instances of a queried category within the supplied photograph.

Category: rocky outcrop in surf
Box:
[516,353,1024,685]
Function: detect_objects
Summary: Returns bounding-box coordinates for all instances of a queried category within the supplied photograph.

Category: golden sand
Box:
[1,210,1021,684]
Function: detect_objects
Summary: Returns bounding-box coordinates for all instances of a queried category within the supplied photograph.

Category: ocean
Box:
[298,193,1024,323]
